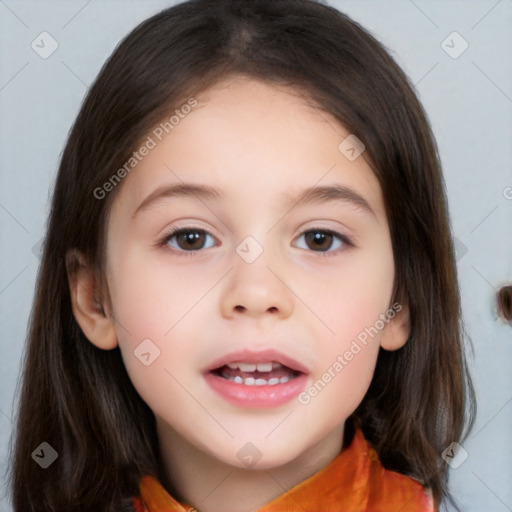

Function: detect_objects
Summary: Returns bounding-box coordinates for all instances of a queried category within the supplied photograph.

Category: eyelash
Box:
[159,226,354,258]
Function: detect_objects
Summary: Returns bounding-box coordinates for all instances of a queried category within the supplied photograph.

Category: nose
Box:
[219,245,294,321]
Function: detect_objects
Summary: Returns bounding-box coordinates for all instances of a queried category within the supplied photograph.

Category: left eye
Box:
[164,228,216,251]
[294,229,348,252]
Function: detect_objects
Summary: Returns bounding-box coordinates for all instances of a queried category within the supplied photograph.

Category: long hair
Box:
[8,1,475,510]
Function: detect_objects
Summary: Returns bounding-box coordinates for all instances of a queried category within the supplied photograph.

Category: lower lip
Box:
[204,372,309,408]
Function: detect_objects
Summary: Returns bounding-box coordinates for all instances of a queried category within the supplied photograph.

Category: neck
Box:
[156,421,345,512]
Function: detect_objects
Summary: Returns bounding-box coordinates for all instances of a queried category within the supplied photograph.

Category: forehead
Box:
[111,77,385,221]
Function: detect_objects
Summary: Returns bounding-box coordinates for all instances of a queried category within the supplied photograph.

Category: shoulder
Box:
[364,444,436,511]
[343,416,438,512]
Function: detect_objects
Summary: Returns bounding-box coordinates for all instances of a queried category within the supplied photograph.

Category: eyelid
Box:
[158,225,219,256]
[293,227,354,256]
[292,219,357,244]
[157,219,221,242]
[295,224,353,239]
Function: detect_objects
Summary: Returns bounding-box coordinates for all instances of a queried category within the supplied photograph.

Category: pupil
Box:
[306,231,332,251]
[179,230,204,250]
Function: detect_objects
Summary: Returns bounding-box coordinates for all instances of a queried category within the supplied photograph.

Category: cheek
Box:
[106,248,215,395]
[293,245,393,414]
[329,340,380,405]
[109,245,221,338]
[293,248,395,345]
[295,333,380,441]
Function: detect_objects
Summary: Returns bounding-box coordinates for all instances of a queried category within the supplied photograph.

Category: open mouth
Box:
[211,361,303,386]
[204,349,309,407]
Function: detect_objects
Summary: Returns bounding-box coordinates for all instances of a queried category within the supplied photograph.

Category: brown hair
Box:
[8,0,475,510]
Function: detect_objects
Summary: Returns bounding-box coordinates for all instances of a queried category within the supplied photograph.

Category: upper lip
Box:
[205,348,310,375]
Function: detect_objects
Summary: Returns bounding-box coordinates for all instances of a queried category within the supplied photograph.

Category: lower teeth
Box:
[223,375,292,386]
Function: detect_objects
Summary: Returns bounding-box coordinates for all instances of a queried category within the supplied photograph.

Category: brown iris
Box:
[175,230,207,250]
[304,231,334,252]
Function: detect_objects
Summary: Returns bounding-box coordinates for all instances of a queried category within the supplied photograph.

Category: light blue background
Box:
[1,1,511,511]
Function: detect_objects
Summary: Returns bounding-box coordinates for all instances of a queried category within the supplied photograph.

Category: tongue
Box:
[218,365,297,380]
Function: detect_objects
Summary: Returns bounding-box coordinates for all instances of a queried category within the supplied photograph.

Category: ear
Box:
[379,302,410,351]
[66,250,118,350]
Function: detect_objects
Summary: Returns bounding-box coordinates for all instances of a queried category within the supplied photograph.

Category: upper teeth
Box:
[227,362,279,372]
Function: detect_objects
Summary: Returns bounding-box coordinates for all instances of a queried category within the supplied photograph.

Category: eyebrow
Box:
[132,182,376,219]
[285,184,376,218]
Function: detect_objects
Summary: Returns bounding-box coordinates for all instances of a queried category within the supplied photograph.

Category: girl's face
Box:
[103,77,405,470]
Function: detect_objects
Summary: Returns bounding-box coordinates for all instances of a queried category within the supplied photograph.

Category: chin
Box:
[208,433,312,472]
[226,449,303,471]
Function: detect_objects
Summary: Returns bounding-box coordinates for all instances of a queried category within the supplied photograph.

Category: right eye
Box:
[163,228,216,253]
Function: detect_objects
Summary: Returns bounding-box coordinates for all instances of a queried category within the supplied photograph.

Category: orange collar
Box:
[133,426,435,511]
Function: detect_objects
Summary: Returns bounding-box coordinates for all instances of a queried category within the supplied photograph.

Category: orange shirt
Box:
[132,425,435,511]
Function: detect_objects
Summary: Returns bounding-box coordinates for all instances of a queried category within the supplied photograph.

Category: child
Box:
[9,0,475,511]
